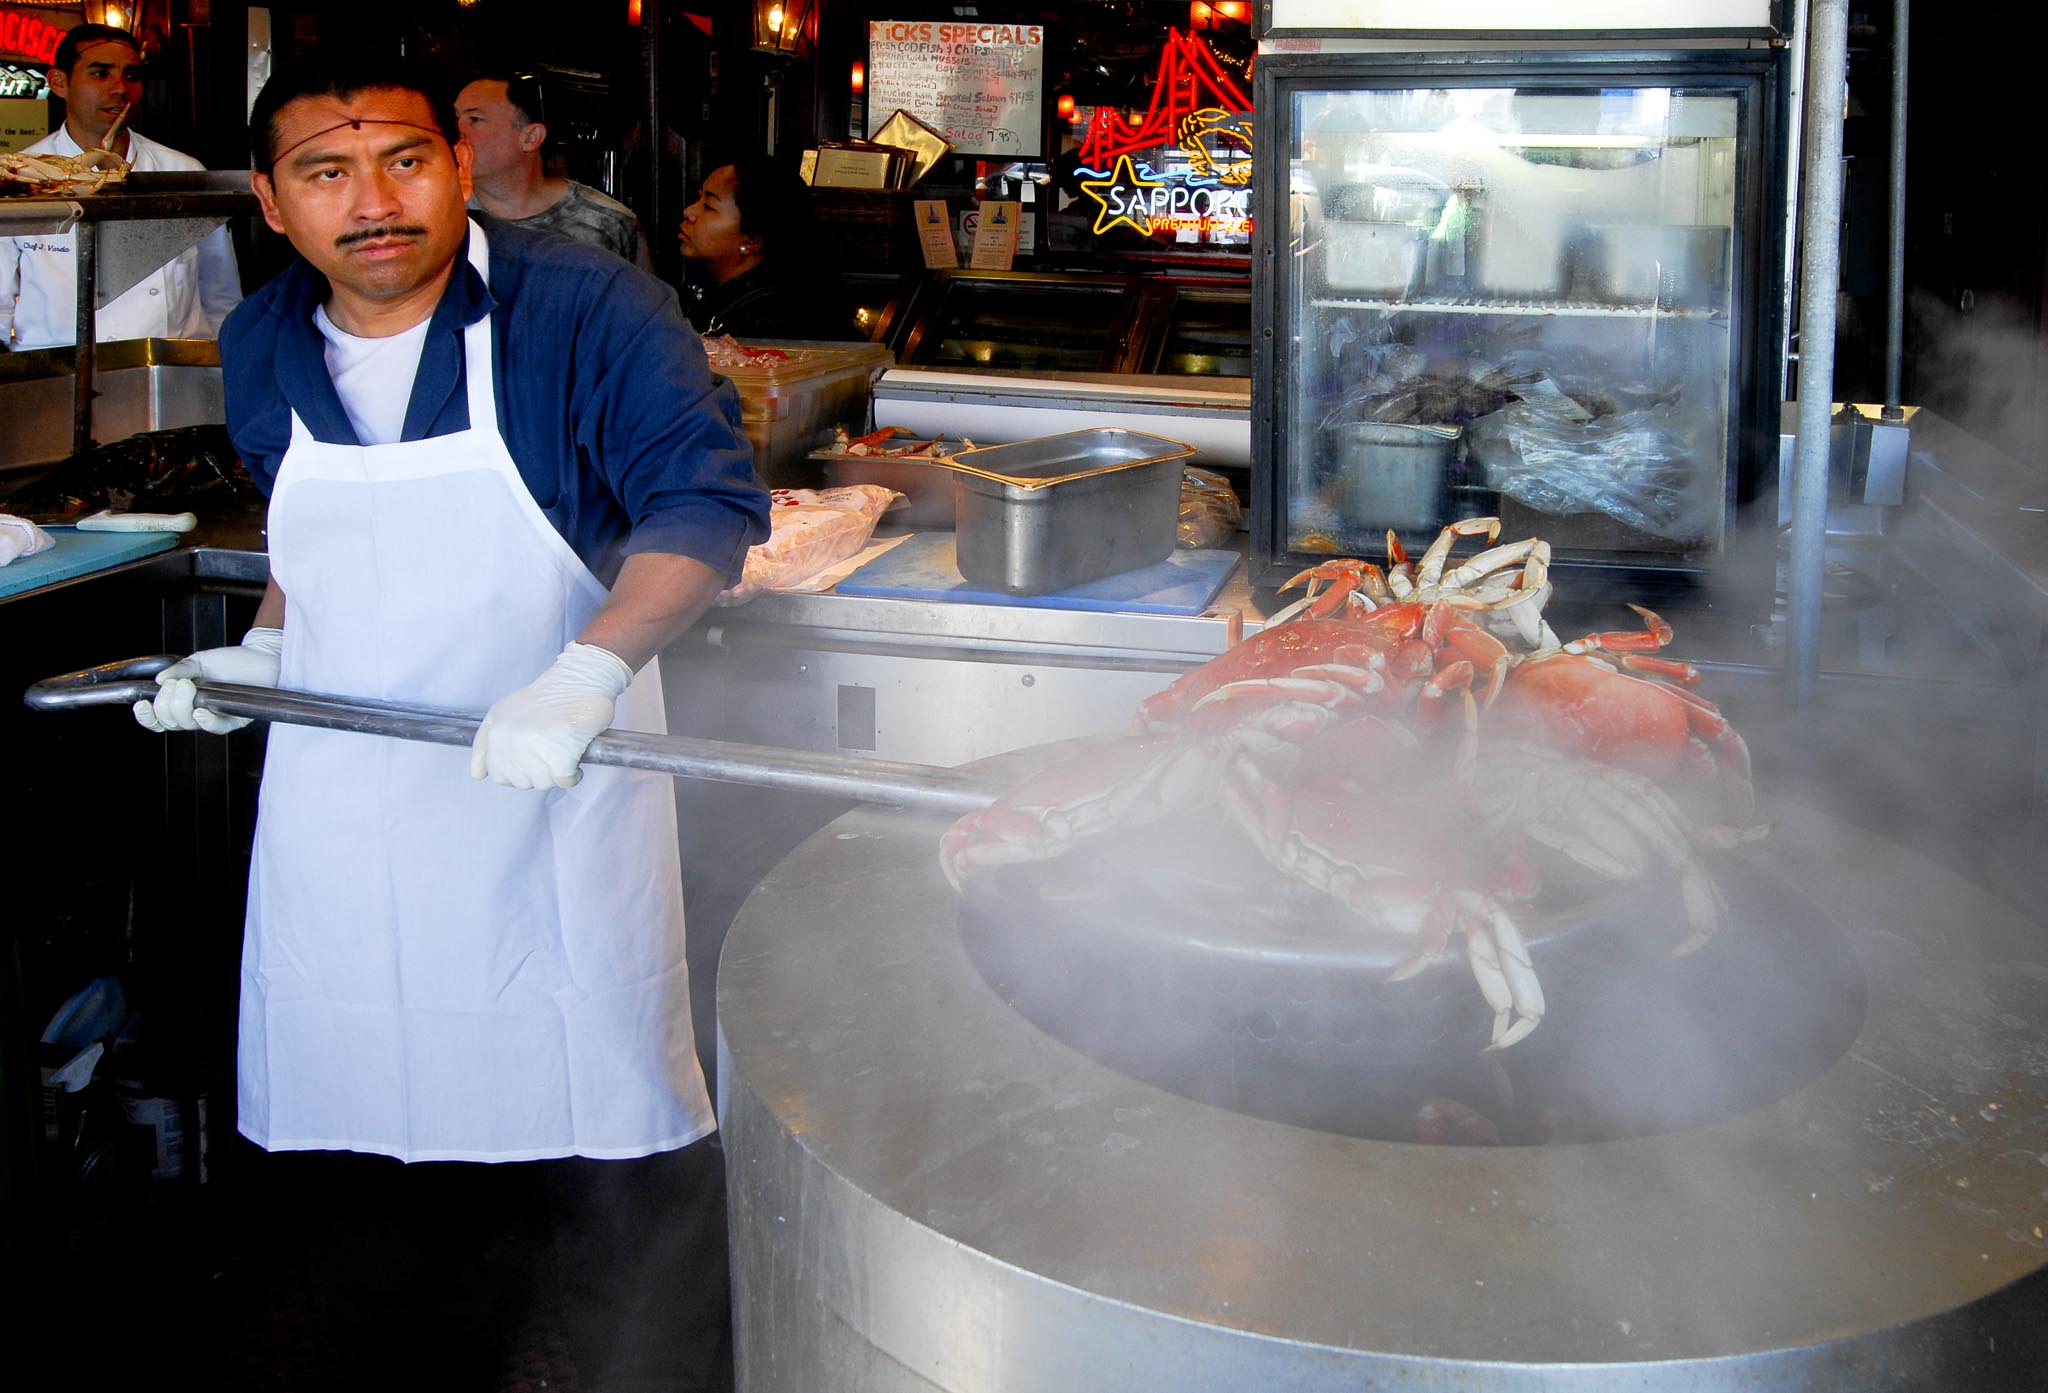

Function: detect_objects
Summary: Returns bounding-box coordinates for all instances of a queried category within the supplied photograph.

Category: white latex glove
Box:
[470,642,634,790]
[133,627,285,735]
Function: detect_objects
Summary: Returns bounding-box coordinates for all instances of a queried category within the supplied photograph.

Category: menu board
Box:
[865,21,1043,159]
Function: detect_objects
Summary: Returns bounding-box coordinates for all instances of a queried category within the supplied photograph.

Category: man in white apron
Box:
[132,57,768,1393]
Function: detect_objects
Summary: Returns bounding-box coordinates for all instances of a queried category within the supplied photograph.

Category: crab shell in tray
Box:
[0,148,132,196]
[939,517,1768,1054]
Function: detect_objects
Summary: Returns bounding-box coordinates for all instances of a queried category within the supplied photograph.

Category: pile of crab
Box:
[0,147,130,196]
[940,517,1767,1053]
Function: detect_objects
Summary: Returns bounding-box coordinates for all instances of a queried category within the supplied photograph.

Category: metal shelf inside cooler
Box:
[1309,295,1726,320]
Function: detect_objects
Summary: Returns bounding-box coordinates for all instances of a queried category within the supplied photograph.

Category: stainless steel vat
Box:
[1466,198,1572,297]
[817,444,966,529]
[1320,221,1428,295]
[1575,224,1731,306]
[1329,420,1460,529]
[0,338,224,475]
[720,763,2048,1391]
[948,428,1194,593]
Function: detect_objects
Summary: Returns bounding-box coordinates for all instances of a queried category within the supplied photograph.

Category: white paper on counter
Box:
[791,531,913,593]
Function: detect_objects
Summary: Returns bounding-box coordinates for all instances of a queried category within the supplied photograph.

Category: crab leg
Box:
[1459,896,1544,1050]
[1441,536,1541,591]
[847,425,915,451]
[1414,517,1503,588]
[1614,654,1700,684]
[1564,603,1673,656]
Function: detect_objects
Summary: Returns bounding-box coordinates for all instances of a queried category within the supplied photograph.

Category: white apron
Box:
[239,224,714,1162]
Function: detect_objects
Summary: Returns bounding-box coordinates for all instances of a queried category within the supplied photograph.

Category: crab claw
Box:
[1278,559,1385,622]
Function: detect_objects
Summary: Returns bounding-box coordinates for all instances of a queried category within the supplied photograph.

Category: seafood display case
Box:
[887,269,1252,378]
[1251,49,1787,588]
[874,272,1254,466]
[891,270,1142,374]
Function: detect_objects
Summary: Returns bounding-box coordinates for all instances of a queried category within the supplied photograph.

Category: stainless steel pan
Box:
[25,655,1002,816]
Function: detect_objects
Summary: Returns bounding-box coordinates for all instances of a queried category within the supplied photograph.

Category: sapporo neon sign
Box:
[1075,31,1252,240]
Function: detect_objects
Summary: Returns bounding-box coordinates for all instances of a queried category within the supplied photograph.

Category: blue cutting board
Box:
[0,529,178,600]
[837,534,1238,615]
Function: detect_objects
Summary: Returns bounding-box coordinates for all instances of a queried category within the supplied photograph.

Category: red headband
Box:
[271,117,445,164]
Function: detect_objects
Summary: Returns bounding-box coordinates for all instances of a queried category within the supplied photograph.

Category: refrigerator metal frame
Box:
[1250,46,1790,596]
[1254,0,1789,42]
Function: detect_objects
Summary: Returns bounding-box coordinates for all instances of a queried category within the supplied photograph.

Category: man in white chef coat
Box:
[0,24,241,350]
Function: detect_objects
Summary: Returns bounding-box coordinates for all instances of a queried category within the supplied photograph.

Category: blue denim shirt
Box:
[221,221,769,587]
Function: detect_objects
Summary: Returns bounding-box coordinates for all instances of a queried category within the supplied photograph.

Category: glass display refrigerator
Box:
[1250,36,1789,589]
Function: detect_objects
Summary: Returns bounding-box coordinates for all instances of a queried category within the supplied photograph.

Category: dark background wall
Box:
[1844,6,2047,466]
[41,0,2048,469]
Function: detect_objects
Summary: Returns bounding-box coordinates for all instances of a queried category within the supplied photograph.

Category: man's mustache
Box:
[335,224,428,249]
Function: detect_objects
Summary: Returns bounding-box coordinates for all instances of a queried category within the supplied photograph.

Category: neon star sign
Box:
[1079,155,1164,236]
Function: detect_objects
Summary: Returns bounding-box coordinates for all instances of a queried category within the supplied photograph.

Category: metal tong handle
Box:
[26,656,1001,816]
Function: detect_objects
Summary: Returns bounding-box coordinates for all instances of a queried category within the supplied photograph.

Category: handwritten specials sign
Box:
[865,21,1042,159]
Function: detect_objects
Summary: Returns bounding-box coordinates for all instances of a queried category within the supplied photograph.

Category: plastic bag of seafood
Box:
[715,483,901,604]
[1177,467,1242,549]
[1464,375,1705,542]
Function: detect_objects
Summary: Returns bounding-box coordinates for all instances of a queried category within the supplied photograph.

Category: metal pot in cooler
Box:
[1326,420,1460,530]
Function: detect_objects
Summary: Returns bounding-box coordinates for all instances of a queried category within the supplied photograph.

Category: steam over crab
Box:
[941,517,1767,1051]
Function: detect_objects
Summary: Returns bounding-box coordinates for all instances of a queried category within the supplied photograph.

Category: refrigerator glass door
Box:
[1285,83,1739,560]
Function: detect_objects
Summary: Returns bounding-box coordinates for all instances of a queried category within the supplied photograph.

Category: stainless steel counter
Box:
[665,534,1259,770]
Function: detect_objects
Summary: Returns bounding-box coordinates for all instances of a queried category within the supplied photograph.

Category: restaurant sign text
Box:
[0,8,69,67]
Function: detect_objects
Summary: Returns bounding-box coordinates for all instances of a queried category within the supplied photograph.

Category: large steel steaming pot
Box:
[718,745,2048,1392]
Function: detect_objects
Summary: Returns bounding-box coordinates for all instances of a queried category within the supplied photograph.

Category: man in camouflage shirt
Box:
[455,71,653,270]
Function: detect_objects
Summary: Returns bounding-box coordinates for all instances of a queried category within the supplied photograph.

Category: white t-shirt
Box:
[314,305,432,447]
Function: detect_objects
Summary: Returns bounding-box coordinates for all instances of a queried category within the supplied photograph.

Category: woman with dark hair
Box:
[678,155,850,339]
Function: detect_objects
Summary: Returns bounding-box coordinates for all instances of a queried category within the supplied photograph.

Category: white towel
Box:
[0,515,55,567]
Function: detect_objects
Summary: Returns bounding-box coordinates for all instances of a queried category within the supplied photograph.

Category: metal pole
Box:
[24,659,1004,816]
[1788,0,1849,707]
[645,0,671,277]
[1882,0,1910,419]
[1778,0,1811,401]
[72,218,97,459]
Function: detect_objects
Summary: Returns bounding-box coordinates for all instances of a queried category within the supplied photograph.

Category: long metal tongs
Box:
[25,656,1001,816]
